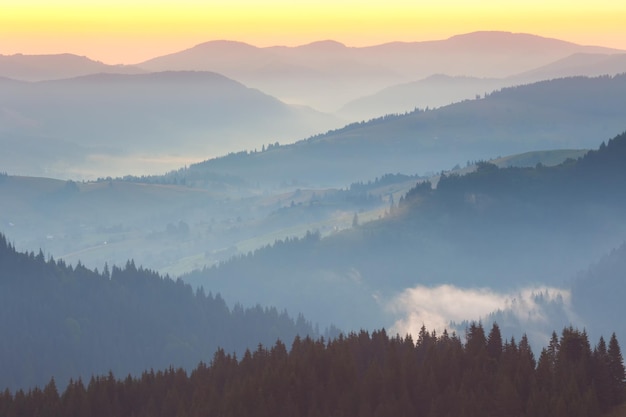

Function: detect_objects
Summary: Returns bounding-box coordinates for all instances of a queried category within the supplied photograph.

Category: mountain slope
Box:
[337,74,510,121]
[178,74,626,188]
[339,52,626,122]
[0,174,257,275]
[514,52,626,81]
[0,71,340,179]
[0,233,320,391]
[183,131,626,331]
[0,53,145,81]
[0,146,587,281]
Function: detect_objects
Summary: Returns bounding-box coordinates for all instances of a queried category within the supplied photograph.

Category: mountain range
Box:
[3,31,625,118]
[2,31,626,181]
[2,74,624,282]
[339,52,626,121]
[0,53,144,81]
[2,31,626,401]
[0,71,339,179]
[172,74,626,187]
[138,31,624,112]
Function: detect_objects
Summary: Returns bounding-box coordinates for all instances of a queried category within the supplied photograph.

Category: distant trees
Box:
[63,180,80,193]
[402,130,626,212]
[0,324,623,417]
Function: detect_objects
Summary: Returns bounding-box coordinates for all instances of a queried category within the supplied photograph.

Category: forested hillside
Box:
[1,324,623,417]
[184,131,626,333]
[0,234,320,391]
[572,242,626,340]
[179,74,626,187]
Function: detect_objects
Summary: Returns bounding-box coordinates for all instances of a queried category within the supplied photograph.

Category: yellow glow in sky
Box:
[2,0,626,64]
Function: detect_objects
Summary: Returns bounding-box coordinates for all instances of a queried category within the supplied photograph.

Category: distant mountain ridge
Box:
[337,74,508,120]
[3,32,626,180]
[3,31,624,117]
[139,31,624,111]
[0,70,340,179]
[340,54,626,121]
[0,53,146,81]
[514,52,626,81]
[176,74,626,187]
[142,31,623,78]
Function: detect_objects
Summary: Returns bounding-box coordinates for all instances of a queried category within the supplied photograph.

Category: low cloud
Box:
[387,284,572,338]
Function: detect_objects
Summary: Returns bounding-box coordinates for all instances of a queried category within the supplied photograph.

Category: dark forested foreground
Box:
[0,234,321,391]
[1,324,624,417]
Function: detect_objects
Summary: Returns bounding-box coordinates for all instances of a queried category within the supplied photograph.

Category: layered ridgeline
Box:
[0,53,145,81]
[0,234,326,391]
[184,131,626,335]
[1,325,624,417]
[338,54,626,121]
[164,74,626,188]
[4,33,625,126]
[138,31,624,113]
[0,71,339,179]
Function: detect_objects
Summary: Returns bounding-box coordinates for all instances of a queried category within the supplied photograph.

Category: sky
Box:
[2,0,626,64]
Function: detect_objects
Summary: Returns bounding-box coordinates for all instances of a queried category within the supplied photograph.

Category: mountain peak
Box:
[446,31,567,46]
[297,40,347,50]
[0,53,144,81]
[192,40,258,50]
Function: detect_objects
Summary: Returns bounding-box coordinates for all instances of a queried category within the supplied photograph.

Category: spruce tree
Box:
[608,332,626,405]
[592,336,613,411]
[486,323,503,360]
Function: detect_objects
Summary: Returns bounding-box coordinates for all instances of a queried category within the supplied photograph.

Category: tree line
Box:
[1,323,623,417]
[401,130,626,212]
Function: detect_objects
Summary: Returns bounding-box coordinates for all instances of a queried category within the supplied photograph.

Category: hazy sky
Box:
[3,0,626,64]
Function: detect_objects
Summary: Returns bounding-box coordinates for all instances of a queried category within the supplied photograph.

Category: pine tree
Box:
[465,322,487,357]
[41,377,61,417]
[352,212,359,228]
[608,332,626,405]
[592,336,613,411]
[486,322,503,361]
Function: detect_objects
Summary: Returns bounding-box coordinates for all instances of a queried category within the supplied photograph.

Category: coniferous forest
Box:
[0,324,624,417]
[0,234,319,391]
